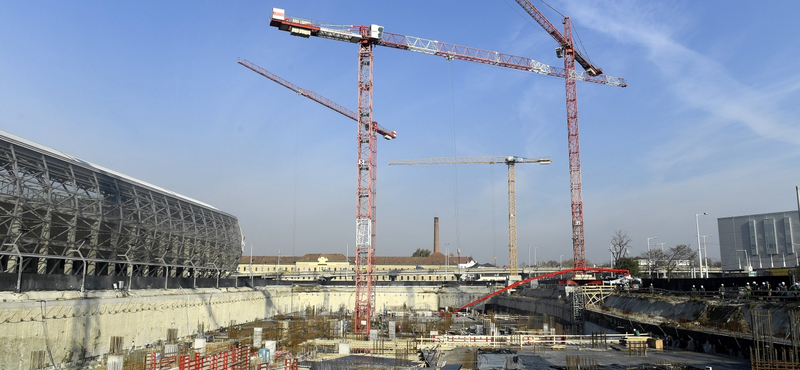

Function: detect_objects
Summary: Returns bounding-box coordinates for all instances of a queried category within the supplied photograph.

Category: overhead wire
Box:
[447,60,462,256]
[491,164,497,262]
[291,117,299,257]
[539,0,566,19]
[572,25,595,67]
[500,0,552,38]
[502,0,597,69]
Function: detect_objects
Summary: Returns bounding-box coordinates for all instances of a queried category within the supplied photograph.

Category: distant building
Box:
[238,252,474,282]
[718,211,800,271]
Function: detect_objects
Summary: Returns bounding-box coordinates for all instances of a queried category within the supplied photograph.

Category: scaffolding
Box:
[750,309,800,370]
[572,286,584,331]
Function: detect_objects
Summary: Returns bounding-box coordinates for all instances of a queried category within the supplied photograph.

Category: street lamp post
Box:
[4,228,32,293]
[696,212,708,278]
[249,243,254,285]
[445,243,450,281]
[609,248,613,269]
[528,244,531,269]
[736,249,752,272]
[67,248,87,294]
[646,237,657,277]
[534,247,538,268]
[656,243,668,278]
[210,258,220,289]
[646,236,657,252]
[700,235,712,273]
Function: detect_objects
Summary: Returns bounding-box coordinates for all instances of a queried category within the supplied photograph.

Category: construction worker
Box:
[691,285,696,298]
[700,285,706,295]
[718,284,725,299]
[745,282,752,300]
[792,283,800,298]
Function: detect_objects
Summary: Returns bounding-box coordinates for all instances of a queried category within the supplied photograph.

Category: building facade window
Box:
[749,220,758,255]
[765,218,777,254]
[785,218,795,254]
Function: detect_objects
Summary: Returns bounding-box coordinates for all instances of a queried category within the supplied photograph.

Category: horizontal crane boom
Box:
[269,9,626,88]
[389,155,550,276]
[388,156,551,166]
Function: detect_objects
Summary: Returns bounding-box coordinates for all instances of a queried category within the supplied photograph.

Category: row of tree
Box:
[413,229,714,279]
[610,229,703,279]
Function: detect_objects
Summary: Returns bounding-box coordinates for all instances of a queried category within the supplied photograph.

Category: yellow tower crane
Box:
[388,156,550,276]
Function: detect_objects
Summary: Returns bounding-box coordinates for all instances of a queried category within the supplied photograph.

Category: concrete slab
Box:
[514,346,750,370]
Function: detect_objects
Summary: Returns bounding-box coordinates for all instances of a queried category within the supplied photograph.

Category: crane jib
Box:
[269,12,625,88]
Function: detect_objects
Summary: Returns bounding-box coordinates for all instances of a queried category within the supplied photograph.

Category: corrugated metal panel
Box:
[718,211,800,271]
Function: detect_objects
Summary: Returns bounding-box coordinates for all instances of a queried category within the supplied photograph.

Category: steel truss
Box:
[0,132,242,282]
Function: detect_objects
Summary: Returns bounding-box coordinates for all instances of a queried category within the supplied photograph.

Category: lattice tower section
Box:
[354,31,376,335]
[563,18,586,270]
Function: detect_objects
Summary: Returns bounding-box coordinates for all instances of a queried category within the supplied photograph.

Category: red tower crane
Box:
[512,0,614,271]
[236,59,396,334]
[268,7,625,333]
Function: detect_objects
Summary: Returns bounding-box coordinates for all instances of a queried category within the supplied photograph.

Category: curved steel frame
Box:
[0,131,242,283]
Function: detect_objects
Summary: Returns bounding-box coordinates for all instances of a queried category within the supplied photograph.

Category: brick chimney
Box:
[434,217,440,254]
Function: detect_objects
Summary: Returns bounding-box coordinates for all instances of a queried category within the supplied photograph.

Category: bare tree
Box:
[610,230,632,268]
[663,244,696,280]
[639,249,665,278]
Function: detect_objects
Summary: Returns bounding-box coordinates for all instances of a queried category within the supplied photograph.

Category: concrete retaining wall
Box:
[601,295,799,338]
[1,287,281,370]
[602,295,707,322]
[1,284,490,370]
[493,295,573,322]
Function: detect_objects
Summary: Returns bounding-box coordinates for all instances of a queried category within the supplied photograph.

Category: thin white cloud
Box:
[565,1,800,149]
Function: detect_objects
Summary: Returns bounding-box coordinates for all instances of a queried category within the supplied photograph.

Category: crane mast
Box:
[237,54,386,334]
[388,156,550,276]
[354,28,377,335]
[511,0,615,271]
[238,60,394,318]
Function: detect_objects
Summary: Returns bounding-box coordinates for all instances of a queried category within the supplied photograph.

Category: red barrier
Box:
[171,345,251,370]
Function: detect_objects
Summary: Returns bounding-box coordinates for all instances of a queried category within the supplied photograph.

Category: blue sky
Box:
[2,1,800,266]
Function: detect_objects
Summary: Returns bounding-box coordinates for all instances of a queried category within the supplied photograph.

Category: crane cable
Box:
[447,60,462,257]
[500,0,596,68]
[491,164,497,262]
[537,0,596,68]
[291,120,299,257]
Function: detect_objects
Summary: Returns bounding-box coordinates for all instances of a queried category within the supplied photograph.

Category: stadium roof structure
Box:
[0,130,243,287]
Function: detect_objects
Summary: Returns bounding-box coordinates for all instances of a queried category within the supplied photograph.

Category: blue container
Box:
[258,348,271,362]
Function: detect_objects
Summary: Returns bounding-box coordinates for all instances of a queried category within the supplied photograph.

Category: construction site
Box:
[8,279,799,370]
[3,1,800,370]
